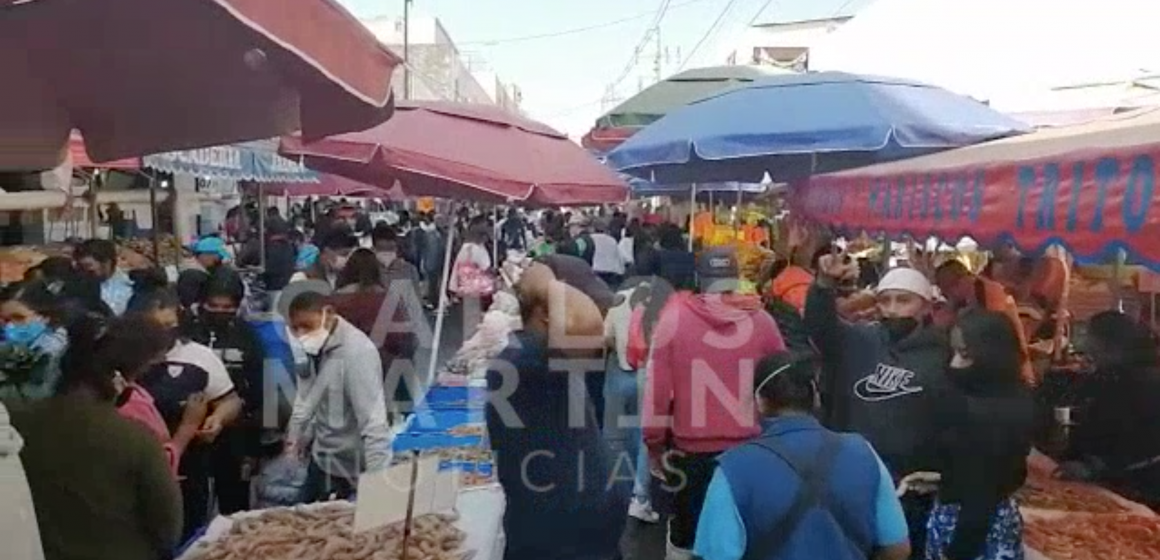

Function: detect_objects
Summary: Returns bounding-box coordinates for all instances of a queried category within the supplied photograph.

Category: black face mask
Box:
[881,317,919,343]
[202,311,236,330]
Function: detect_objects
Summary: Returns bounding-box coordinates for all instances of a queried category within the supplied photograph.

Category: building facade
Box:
[364,15,521,113]
[725,15,852,70]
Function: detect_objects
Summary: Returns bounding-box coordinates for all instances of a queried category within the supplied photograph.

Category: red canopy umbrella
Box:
[280,100,628,205]
[580,126,639,154]
[0,0,400,170]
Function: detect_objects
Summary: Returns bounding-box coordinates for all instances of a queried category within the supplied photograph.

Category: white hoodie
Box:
[0,402,45,560]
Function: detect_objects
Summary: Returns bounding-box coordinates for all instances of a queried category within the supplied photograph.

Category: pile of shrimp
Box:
[185,504,472,560]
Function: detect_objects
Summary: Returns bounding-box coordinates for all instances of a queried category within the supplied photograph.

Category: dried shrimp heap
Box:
[184,505,472,560]
[1024,514,1160,560]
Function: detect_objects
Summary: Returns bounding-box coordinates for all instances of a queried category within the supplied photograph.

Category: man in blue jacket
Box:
[695,352,910,560]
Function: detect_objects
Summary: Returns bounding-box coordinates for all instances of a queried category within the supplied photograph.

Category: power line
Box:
[676,0,741,72]
[459,0,711,46]
[745,0,780,27]
[605,0,673,95]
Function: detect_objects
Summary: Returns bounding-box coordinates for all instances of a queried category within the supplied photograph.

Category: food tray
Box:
[392,434,484,453]
[408,409,486,433]
[423,387,486,410]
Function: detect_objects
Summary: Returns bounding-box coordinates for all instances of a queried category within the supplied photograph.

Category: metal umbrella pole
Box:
[425,216,457,386]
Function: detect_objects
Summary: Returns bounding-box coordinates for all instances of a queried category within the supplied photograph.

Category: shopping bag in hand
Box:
[254,455,309,508]
[453,262,496,298]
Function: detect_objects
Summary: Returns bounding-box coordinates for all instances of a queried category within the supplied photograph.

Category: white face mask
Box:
[331,255,349,271]
[296,313,331,355]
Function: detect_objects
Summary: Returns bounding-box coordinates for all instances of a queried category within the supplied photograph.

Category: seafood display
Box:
[183,505,472,560]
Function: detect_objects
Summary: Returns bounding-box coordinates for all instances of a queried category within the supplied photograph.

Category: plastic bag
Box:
[253,455,309,509]
[453,262,496,298]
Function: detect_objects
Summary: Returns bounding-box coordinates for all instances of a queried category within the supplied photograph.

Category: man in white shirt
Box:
[590,220,626,290]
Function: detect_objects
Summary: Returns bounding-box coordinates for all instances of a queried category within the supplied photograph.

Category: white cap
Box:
[875,268,933,301]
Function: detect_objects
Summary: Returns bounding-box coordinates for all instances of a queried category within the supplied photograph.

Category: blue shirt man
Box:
[695,354,910,560]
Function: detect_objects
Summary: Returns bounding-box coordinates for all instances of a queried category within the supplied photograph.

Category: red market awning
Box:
[68,133,140,170]
[258,173,401,198]
[0,0,400,170]
[792,108,1160,268]
[581,126,639,154]
[281,100,628,205]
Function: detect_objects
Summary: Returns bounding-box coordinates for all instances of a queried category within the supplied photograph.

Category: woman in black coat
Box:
[924,310,1034,560]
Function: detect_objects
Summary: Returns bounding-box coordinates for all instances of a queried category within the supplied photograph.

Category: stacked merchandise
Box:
[392,385,496,488]
[439,291,521,384]
[1019,453,1159,559]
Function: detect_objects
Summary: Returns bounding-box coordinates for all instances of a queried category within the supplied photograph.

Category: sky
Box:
[336,0,874,137]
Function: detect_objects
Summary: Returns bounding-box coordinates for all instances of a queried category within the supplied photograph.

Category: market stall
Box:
[793,107,1160,269]
[1019,452,1160,560]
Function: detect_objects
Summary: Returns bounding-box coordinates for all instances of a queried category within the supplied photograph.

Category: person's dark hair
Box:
[1086,311,1159,374]
[935,259,971,281]
[336,248,383,290]
[0,280,61,326]
[289,290,328,316]
[56,315,175,401]
[371,222,398,246]
[126,268,180,316]
[203,268,246,304]
[320,227,358,252]
[657,223,684,250]
[34,256,75,282]
[754,351,817,412]
[465,222,490,245]
[954,309,1023,387]
[641,281,676,342]
[74,239,118,265]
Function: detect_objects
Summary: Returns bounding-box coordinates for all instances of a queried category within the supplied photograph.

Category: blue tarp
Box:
[144,139,317,183]
[607,71,1031,184]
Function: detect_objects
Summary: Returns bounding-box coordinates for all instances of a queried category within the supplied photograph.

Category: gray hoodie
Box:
[287,317,392,478]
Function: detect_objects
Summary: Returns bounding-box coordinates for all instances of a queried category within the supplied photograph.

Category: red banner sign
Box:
[793,144,1160,268]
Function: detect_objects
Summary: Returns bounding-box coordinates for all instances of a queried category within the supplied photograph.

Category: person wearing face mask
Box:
[0,280,69,401]
[805,256,951,559]
[292,227,358,288]
[7,315,183,560]
[923,310,1033,560]
[644,247,785,560]
[284,291,391,501]
[73,238,133,316]
[187,269,270,515]
[332,248,421,424]
[371,223,421,298]
[694,352,911,560]
[130,284,243,540]
[110,316,209,479]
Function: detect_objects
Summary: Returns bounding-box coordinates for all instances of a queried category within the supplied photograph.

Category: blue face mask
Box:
[4,320,48,346]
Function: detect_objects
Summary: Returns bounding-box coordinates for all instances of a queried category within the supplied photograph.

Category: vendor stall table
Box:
[177,485,505,560]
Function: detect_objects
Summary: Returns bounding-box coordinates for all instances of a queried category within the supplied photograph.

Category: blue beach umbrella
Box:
[606,71,1031,184]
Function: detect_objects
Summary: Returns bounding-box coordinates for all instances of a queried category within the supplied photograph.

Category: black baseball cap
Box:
[697,246,740,293]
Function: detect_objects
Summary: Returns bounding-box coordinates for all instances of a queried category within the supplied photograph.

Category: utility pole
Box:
[403,0,412,99]
[653,24,663,83]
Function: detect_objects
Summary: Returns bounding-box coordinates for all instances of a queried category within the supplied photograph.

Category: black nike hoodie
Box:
[805,282,952,479]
